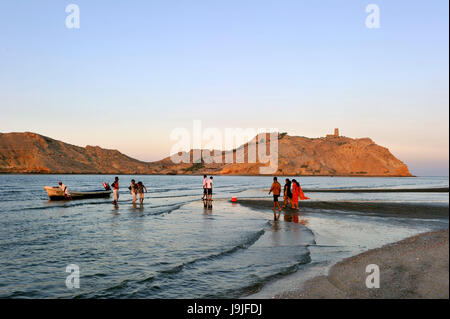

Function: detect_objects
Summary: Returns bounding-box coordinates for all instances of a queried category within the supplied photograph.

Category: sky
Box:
[0,0,448,176]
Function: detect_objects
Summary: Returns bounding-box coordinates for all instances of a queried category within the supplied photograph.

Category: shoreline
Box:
[277,229,449,299]
[237,199,449,299]
[0,172,418,177]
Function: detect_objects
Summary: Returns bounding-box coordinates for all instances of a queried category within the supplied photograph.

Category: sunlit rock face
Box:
[0,132,411,176]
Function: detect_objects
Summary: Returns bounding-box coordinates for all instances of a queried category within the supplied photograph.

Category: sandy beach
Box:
[277,229,449,299]
[237,198,449,299]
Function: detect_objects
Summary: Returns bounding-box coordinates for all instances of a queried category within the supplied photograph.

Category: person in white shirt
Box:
[128,179,137,204]
[202,175,207,200]
[206,176,213,201]
[58,181,71,200]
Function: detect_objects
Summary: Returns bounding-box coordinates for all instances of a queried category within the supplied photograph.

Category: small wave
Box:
[4,199,112,213]
[207,255,312,299]
[83,273,108,279]
[3,197,192,215]
[89,228,269,298]
[157,229,267,276]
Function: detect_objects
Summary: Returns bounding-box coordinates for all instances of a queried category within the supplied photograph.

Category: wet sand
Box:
[277,229,449,299]
[237,198,449,219]
[237,199,449,299]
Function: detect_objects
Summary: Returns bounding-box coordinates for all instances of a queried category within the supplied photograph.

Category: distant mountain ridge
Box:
[0,131,412,176]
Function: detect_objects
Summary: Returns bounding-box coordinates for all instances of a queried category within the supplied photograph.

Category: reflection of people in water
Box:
[283,212,308,226]
[203,198,212,210]
[203,199,213,209]
[283,214,292,223]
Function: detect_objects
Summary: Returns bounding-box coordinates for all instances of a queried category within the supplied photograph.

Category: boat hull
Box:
[44,186,112,200]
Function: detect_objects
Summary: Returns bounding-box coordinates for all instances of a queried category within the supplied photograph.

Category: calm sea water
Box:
[0,175,448,298]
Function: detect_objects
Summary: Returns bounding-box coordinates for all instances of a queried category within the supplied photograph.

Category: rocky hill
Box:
[0,132,412,176]
[0,132,156,174]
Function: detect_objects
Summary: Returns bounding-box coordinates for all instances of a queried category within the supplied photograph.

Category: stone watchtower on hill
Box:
[326,128,340,138]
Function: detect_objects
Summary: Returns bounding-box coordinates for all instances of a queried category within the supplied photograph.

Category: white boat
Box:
[44,186,112,200]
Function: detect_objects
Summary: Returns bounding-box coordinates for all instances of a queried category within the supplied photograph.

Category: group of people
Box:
[109,176,148,205]
[58,175,308,219]
[202,175,214,201]
[269,177,309,219]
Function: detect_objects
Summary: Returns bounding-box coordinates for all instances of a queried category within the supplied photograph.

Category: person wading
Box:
[111,177,119,205]
[206,176,213,201]
[282,178,292,208]
[128,179,137,204]
[202,175,207,200]
[268,177,282,220]
[137,181,148,205]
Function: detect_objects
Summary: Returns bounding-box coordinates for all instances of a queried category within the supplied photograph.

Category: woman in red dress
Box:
[291,179,300,209]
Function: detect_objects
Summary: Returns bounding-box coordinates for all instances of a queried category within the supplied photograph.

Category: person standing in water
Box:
[291,179,300,210]
[268,177,282,219]
[206,176,213,201]
[137,181,148,205]
[128,179,137,204]
[282,178,292,208]
[111,177,119,205]
[202,175,208,200]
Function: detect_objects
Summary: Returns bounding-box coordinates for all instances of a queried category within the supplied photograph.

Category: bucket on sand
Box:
[231,197,237,202]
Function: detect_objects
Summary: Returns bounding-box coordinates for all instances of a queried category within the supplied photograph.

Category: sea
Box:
[0,175,448,298]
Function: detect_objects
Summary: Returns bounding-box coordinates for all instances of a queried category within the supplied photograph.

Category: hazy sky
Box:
[0,1,448,176]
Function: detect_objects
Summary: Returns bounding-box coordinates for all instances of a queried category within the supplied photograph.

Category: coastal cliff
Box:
[0,132,412,176]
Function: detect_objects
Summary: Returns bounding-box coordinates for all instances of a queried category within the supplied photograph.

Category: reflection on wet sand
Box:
[283,212,308,226]
[132,203,144,213]
[203,199,213,210]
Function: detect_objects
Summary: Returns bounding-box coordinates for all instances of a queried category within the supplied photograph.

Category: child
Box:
[128,179,137,204]
[137,181,148,205]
